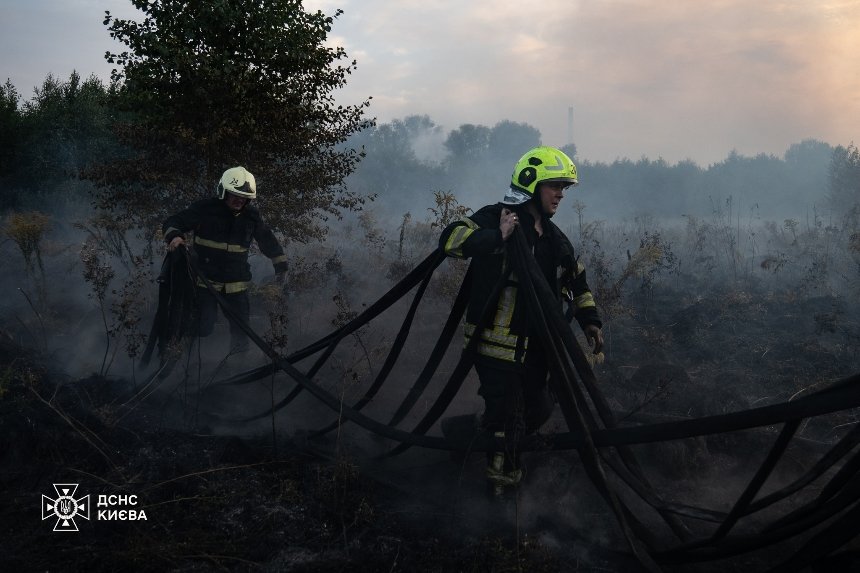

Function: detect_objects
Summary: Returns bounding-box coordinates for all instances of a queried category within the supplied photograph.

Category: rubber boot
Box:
[486,431,522,500]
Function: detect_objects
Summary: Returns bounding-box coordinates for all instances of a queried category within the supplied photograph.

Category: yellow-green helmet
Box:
[503,146,578,205]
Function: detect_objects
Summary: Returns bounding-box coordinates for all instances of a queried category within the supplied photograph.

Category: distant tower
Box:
[567,106,573,146]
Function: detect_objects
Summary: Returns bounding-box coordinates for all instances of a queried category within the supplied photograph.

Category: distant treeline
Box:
[343,115,859,225]
[1,73,857,227]
[0,73,118,212]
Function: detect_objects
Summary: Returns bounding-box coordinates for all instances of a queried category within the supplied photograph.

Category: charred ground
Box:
[2,206,860,571]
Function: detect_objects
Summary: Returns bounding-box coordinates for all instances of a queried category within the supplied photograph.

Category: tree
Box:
[828,143,860,213]
[0,80,22,208]
[359,115,438,162]
[444,123,491,165]
[0,73,116,211]
[487,120,541,165]
[344,115,445,218]
[91,0,373,242]
[23,73,116,184]
[784,138,833,169]
[560,143,578,161]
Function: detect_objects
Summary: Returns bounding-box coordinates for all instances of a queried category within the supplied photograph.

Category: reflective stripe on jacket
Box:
[439,202,601,365]
[163,197,287,287]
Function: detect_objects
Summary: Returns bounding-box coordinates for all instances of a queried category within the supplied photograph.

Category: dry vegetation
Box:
[1,194,859,571]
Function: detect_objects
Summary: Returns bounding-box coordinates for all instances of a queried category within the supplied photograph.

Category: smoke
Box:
[2,118,859,570]
[410,125,448,165]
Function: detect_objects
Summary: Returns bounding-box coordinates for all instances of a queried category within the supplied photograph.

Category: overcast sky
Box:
[2,0,858,166]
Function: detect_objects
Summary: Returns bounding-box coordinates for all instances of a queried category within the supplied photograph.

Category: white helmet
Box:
[217,166,257,200]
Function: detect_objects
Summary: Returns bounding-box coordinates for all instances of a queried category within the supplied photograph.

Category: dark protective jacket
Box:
[439,202,601,365]
[163,198,287,293]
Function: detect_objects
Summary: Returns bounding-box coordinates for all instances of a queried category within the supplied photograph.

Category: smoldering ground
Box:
[3,175,860,571]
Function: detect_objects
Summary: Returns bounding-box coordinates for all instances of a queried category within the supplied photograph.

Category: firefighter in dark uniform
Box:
[439,146,604,496]
[163,166,287,352]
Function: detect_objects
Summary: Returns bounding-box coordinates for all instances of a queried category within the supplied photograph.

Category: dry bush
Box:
[760,253,789,273]
[73,214,137,270]
[108,256,150,381]
[4,211,51,305]
[579,226,678,319]
[80,237,116,376]
[257,284,289,354]
[358,210,387,255]
[427,189,471,230]
[429,257,468,303]
[286,255,328,293]
[387,216,438,282]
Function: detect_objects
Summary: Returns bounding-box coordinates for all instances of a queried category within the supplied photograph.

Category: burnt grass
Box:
[2,279,860,572]
[0,329,570,573]
[0,366,556,571]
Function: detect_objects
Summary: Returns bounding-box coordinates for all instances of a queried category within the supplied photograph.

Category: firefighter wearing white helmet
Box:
[217,166,257,200]
[439,146,603,498]
[163,166,287,352]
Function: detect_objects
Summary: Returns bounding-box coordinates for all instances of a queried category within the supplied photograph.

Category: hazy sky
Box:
[2,0,858,165]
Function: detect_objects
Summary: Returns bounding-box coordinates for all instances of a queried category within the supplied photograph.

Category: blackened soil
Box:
[2,276,860,573]
[0,340,611,572]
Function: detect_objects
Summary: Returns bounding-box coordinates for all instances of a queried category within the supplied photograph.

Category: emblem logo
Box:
[42,484,90,531]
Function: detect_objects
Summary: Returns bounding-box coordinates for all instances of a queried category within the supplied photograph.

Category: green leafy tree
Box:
[487,119,541,166]
[0,73,116,211]
[23,73,117,185]
[344,115,445,216]
[441,121,541,208]
[442,123,493,192]
[0,80,22,209]
[0,80,21,168]
[91,0,372,242]
[444,123,491,165]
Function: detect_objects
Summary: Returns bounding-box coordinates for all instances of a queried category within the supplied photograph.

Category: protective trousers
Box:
[475,352,554,494]
[194,287,251,351]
